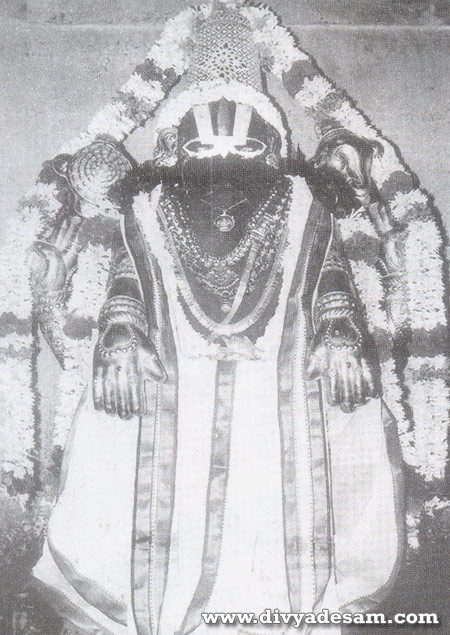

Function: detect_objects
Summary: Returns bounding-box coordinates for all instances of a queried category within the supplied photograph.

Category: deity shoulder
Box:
[37,135,138,221]
[107,159,160,214]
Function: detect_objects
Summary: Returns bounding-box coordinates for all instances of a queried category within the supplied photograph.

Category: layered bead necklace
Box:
[158,178,292,305]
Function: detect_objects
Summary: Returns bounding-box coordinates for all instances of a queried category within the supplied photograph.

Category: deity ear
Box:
[154,127,179,167]
[265,129,282,169]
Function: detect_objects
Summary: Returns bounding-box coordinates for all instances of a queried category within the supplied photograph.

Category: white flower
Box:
[424,496,450,517]
[0,357,34,479]
[350,260,389,331]
[0,334,32,354]
[410,377,449,481]
[24,182,62,220]
[88,102,135,141]
[0,206,43,319]
[121,74,165,107]
[294,75,334,110]
[405,219,446,331]
[390,189,429,222]
[241,6,308,77]
[338,212,377,241]
[59,132,94,156]
[371,142,403,186]
[148,6,198,76]
[328,102,378,140]
[407,354,447,372]
[406,513,421,550]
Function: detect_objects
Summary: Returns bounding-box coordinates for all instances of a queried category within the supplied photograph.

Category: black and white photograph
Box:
[0,1,449,633]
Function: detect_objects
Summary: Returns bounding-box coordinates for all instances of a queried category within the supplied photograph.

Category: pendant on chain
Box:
[214,210,235,232]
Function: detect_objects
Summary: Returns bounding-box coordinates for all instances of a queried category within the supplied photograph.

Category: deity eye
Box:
[331,148,347,171]
[182,139,215,158]
[234,138,267,156]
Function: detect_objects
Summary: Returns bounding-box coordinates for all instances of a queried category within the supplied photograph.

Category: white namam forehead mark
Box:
[152,81,288,156]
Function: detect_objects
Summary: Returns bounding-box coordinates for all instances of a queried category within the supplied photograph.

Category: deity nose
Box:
[347,165,364,187]
[344,149,369,188]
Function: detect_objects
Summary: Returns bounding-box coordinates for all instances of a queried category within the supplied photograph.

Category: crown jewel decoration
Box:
[187,8,262,92]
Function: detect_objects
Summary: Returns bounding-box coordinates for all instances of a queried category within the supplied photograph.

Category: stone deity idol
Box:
[0,2,448,634]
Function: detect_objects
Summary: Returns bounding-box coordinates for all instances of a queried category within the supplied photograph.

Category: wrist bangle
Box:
[321,251,349,276]
[315,291,355,325]
[99,295,148,334]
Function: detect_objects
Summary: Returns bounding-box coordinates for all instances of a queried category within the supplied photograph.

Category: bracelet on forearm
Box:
[315,291,356,325]
[110,261,138,280]
[98,295,148,334]
[321,250,350,276]
[107,261,139,291]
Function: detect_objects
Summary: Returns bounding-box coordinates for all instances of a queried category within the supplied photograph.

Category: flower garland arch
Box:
[0,0,447,514]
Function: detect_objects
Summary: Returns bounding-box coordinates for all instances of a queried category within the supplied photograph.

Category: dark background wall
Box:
[1,1,449,235]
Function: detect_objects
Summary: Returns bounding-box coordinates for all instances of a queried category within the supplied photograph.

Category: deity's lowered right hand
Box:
[93,305,167,420]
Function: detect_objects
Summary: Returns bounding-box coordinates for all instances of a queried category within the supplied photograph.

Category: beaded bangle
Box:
[98,295,148,334]
[321,251,350,276]
[315,291,355,325]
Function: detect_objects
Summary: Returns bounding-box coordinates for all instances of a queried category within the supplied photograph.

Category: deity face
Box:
[326,143,372,190]
[155,100,282,197]
[313,132,383,193]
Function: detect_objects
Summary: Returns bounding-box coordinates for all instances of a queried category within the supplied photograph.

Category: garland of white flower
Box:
[58,4,202,155]
[247,6,448,481]
[0,185,61,486]
[290,93,447,479]
[0,200,113,495]
[0,6,194,491]
[407,495,450,551]
[346,252,416,465]
[2,0,447,491]
[0,334,34,481]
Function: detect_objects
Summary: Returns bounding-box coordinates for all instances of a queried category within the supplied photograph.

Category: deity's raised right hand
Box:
[28,215,82,297]
[93,322,167,420]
